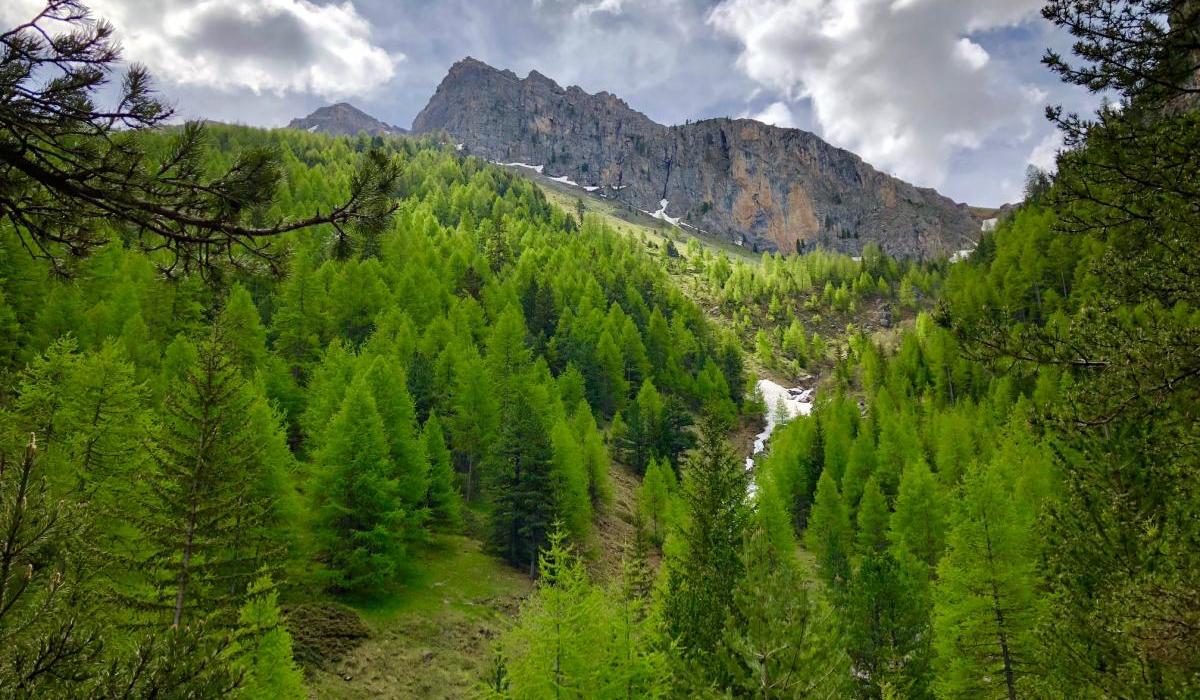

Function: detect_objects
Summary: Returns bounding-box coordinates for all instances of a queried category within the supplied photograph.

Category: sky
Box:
[3,0,1104,207]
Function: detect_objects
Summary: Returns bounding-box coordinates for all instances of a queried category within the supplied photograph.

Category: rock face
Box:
[288,103,405,137]
[412,57,981,259]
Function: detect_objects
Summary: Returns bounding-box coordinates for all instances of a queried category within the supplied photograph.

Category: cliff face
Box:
[288,103,405,137]
[412,57,981,259]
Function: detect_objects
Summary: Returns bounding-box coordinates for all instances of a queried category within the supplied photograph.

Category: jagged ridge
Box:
[412,57,981,259]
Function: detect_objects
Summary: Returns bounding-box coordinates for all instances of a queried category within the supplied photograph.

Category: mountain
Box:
[412,57,981,258]
[287,102,405,137]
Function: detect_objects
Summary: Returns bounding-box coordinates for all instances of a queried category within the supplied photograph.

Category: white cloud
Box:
[1027,130,1063,172]
[954,38,989,70]
[88,0,398,99]
[708,0,1046,188]
[747,101,796,127]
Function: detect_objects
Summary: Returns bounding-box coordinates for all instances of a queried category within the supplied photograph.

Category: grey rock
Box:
[288,102,405,137]
[412,57,982,259]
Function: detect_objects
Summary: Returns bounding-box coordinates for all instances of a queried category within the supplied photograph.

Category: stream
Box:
[745,378,815,497]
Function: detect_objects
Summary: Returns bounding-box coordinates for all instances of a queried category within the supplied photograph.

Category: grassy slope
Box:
[304,535,532,699]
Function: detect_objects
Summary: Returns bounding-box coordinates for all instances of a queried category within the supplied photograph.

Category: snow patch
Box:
[981,217,998,232]
[307,125,319,132]
[648,198,686,225]
[455,143,464,151]
[745,378,815,497]
[504,162,545,174]
[547,174,582,187]
[949,249,974,263]
[583,186,599,192]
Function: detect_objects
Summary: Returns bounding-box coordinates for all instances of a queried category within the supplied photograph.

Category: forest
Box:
[1,0,1197,698]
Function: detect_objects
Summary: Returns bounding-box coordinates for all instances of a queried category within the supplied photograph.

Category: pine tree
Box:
[232,576,306,700]
[421,413,462,529]
[137,337,282,626]
[314,375,406,595]
[0,434,104,695]
[663,412,748,670]
[805,469,852,592]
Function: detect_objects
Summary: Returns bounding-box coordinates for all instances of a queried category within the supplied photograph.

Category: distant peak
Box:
[287,102,404,136]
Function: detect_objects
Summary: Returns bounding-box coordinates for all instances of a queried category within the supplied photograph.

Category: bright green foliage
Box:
[805,469,852,591]
[314,376,407,595]
[638,457,678,545]
[136,338,285,626]
[549,417,592,542]
[571,402,611,507]
[219,285,268,375]
[363,357,429,511]
[889,459,947,570]
[855,476,890,557]
[422,413,462,529]
[492,526,665,699]
[932,441,1048,700]
[719,526,851,698]
[232,577,306,700]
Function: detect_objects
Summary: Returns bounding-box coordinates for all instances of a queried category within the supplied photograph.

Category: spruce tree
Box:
[488,383,557,574]
[662,412,748,670]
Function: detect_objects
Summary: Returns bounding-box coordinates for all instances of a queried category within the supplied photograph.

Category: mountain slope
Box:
[412,57,980,259]
[288,102,405,137]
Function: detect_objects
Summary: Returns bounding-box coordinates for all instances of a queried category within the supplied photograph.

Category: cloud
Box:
[1027,130,1063,172]
[748,101,796,127]
[88,0,398,99]
[708,0,1046,188]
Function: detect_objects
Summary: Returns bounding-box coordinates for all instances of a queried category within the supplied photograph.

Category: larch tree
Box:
[137,337,282,627]
[805,469,852,592]
[313,375,406,595]
[932,455,1045,700]
[421,413,462,530]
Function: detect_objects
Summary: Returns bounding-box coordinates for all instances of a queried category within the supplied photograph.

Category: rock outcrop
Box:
[288,103,405,137]
[412,57,981,259]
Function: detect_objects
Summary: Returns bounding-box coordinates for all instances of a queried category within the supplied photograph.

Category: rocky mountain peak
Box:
[287,102,405,137]
[412,57,982,259]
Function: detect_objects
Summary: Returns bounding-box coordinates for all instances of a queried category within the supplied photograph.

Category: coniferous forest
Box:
[1,1,1198,698]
